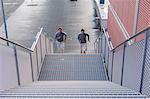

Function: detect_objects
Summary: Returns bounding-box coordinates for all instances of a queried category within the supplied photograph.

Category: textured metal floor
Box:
[0,81,146,98]
[38,54,107,81]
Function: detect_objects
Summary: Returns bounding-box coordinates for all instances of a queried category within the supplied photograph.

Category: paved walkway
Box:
[0,0,99,53]
[0,0,25,25]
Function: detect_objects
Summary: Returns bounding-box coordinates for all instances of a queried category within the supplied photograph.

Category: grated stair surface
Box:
[38,54,107,81]
[0,81,146,99]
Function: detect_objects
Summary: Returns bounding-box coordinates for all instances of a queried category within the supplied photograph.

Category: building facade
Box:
[108,0,150,47]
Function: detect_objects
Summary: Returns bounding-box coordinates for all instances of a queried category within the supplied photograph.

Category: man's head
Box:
[58,27,63,32]
[81,29,85,33]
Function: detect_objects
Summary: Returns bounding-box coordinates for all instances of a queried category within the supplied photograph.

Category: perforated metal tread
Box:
[39,54,107,81]
[0,81,146,98]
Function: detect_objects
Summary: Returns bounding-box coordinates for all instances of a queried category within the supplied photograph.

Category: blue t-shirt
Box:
[78,33,89,44]
[55,32,67,42]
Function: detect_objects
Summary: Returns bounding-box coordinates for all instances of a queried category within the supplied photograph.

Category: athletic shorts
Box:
[56,41,65,50]
[80,43,87,51]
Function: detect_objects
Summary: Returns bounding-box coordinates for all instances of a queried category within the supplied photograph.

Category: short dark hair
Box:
[81,29,84,31]
[58,27,62,30]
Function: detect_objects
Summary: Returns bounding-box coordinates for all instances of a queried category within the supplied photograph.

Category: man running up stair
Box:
[55,27,67,53]
[78,29,90,54]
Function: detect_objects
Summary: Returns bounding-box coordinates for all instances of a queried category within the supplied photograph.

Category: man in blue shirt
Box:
[55,27,67,53]
[78,29,90,54]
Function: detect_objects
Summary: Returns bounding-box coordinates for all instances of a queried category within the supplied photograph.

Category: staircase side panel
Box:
[102,34,106,58]
[123,40,144,92]
[36,39,42,72]
[16,48,32,85]
[142,33,150,97]
[0,45,18,90]
[112,48,123,85]
[41,34,46,61]
[31,50,38,81]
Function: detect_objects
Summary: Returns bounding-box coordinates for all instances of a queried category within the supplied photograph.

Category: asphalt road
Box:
[0,0,25,25]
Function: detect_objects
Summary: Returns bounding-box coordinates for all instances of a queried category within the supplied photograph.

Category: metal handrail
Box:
[0,27,49,52]
[94,33,101,44]
[0,27,53,85]
[0,36,32,51]
[112,26,150,51]
[94,28,113,51]
[103,28,113,50]
[31,27,54,51]
[31,27,43,51]
[94,31,102,53]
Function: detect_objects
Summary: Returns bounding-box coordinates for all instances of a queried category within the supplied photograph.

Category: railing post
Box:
[121,43,127,86]
[104,45,109,80]
[106,46,110,80]
[40,35,43,62]
[49,40,53,53]
[100,35,103,53]
[97,37,100,53]
[140,29,150,93]
[107,46,110,66]
[13,45,20,86]
[111,50,115,81]
[35,46,39,75]
[29,52,34,81]
[104,36,107,62]
[0,0,9,46]
[45,36,47,53]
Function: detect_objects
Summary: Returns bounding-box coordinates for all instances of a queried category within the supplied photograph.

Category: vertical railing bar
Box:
[35,46,39,76]
[45,36,47,53]
[40,35,43,62]
[95,41,97,53]
[140,30,149,93]
[94,39,96,53]
[13,45,20,86]
[111,50,115,81]
[107,46,110,80]
[120,43,127,86]
[29,52,34,81]
[98,38,100,53]
[104,36,107,62]
[49,40,52,52]
[94,39,97,53]
[47,40,49,53]
[1,0,9,46]
[101,35,103,53]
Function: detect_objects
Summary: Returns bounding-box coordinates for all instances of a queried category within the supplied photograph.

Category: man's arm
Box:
[87,34,90,42]
[63,32,67,41]
[78,34,80,40]
[55,32,58,39]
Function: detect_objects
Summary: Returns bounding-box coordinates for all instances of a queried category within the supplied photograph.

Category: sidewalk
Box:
[0,0,99,53]
[0,0,25,25]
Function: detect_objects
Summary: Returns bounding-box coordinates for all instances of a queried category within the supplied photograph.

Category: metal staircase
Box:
[0,54,146,98]
[0,81,145,98]
[39,54,107,81]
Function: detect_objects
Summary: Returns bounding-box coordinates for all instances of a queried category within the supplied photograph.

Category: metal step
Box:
[0,54,145,98]
[0,81,146,98]
[38,54,107,81]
